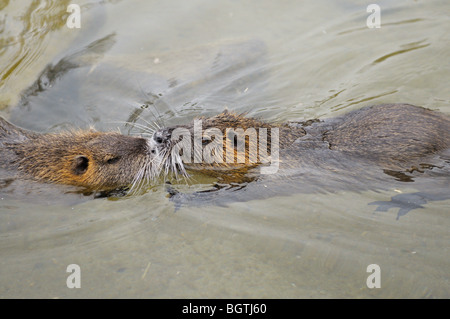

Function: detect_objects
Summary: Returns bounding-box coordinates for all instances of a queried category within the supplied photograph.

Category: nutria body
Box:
[152,104,450,183]
[0,117,160,191]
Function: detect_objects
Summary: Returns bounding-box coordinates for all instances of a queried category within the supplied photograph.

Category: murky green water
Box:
[0,0,449,298]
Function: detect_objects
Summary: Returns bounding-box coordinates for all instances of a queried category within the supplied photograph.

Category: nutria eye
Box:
[155,136,163,144]
[106,157,120,164]
[73,156,89,175]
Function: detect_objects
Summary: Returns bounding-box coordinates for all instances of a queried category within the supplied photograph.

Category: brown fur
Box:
[323,104,450,168]
[157,110,306,182]
[0,117,152,191]
[155,104,450,182]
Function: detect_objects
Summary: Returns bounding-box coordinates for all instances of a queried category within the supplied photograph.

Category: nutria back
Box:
[322,104,450,170]
[0,117,38,170]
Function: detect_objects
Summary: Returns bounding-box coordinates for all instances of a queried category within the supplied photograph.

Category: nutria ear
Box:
[72,155,89,175]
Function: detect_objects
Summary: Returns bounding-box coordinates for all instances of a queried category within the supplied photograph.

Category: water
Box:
[0,0,449,298]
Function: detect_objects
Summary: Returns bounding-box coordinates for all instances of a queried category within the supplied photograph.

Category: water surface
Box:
[0,0,449,298]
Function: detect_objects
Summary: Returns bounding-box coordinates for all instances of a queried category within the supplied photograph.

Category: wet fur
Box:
[156,104,450,179]
[0,117,155,191]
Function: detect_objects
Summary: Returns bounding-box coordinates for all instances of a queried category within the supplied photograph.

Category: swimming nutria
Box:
[0,117,161,192]
[151,103,450,184]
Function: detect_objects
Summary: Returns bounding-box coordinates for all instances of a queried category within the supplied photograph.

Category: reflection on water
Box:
[0,0,71,107]
[0,0,449,298]
[371,40,430,64]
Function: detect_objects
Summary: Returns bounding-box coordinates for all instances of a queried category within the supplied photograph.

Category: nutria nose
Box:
[153,129,171,144]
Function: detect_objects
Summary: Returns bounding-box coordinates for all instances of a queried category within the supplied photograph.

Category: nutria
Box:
[0,117,161,192]
[151,103,450,184]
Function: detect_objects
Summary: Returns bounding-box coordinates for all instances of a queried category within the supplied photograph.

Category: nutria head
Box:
[12,130,162,191]
[150,111,305,178]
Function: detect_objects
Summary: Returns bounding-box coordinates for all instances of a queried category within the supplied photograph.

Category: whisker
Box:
[106,121,155,134]
[134,79,166,129]
[128,132,154,137]
[135,115,161,132]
